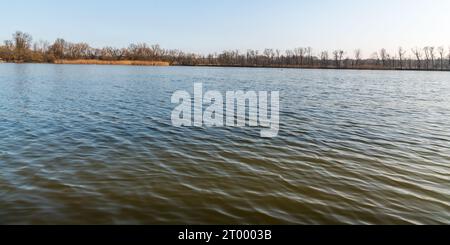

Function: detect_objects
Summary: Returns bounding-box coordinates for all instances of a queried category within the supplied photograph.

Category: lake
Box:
[0,64,449,224]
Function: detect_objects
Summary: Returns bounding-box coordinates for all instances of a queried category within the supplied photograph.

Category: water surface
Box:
[0,64,449,224]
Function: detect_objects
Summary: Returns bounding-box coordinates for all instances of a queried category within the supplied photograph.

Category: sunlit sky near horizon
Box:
[1,0,450,57]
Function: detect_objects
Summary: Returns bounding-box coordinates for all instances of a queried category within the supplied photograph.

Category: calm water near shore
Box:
[0,64,449,224]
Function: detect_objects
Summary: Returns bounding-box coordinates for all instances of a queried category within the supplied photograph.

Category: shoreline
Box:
[2,60,450,72]
[176,64,450,72]
[0,59,169,66]
[54,59,170,66]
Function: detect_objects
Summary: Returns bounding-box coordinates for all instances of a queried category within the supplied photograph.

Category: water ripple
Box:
[0,64,449,224]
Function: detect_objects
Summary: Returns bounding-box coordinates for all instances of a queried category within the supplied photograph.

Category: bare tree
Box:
[411,48,422,69]
[305,47,313,66]
[13,31,32,51]
[275,49,281,65]
[263,49,275,65]
[294,47,305,66]
[354,49,362,67]
[429,46,435,69]
[339,50,345,67]
[398,47,406,69]
[423,47,431,69]
[437,46,445,70]
[379,49,389,67]
[320,51,329,66]
[12,31,33,60]
[50,38,67,59]
[333,50,344,68]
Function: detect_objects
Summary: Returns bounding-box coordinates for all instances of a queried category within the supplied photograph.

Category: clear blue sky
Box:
[1,0,449,57]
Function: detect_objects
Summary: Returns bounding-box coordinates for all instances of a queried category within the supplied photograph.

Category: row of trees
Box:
[0,31,195,64]
[1,31,450,70]
[202,47,450,70]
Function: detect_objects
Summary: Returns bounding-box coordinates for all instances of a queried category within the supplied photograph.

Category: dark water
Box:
[0,64,449,224]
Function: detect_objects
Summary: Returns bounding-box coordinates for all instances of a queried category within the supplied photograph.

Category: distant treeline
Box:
[1,31,450,70]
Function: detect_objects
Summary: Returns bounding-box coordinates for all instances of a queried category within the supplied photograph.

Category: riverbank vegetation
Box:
[53,59,169,66]
[1,31,450,70]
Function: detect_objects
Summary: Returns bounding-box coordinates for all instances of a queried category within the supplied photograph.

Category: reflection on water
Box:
[0,64,449,224]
